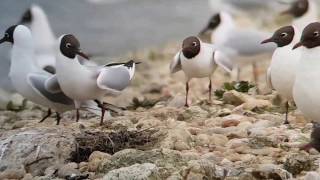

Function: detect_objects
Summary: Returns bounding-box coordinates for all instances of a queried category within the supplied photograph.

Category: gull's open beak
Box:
[76,50,90,60]
[0,37,6,44]
[261,38,273,44]
[292,42,303,50]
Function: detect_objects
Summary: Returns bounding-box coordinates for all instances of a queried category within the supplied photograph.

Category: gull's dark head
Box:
[281,0,309,18]
[20,8,32,24]
[261,26,295,47]
[199,13,221,35]
[293,22,320,49]
[0,25,18,44]
[59,34,89,60]
[182,36,201,59]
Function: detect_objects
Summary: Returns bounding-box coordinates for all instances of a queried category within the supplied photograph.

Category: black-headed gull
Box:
[261,25,301,124]
[0,25,101,125]
[54,34,138,125]
[170,36,232,107]
[292,22,320,121]
[292,22,320,151]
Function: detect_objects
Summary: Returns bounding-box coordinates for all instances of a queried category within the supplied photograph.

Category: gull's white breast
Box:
[181,45,215,80]
[293,47,320,121]
[270,45,300,100]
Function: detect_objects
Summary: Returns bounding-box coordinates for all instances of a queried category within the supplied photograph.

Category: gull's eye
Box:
[5,33,9,38]
[314,31,320,37]
[66,43,72,48]
[280,32,288,37]
[192,42,197,46]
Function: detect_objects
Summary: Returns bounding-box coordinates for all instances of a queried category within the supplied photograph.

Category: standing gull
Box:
[170,36,232,107]
[54,34,138,125]
[293,22,320,123]
[292,22,320,151]
[0,25,101,124]
[261,25,301,124]
[200,12,276,84]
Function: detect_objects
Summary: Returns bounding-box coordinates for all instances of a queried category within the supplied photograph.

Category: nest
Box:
[70,128,163,163]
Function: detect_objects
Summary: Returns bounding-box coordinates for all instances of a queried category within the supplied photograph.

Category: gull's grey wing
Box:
[27,73,74,105]
[44,75,61,93]
[221,29,276,56]
[266,67,274,90]
[170,51,182,74]
[97,67,131,93]
[213,50,233,73]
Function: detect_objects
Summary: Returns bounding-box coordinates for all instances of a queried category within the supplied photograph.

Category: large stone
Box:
[251,164,292,180]
[0,127,76,176]
[103,163,160,180]
[283,152,316,176]
[100,149,188,179]
[88,151,111,172]
[305,171,320,180]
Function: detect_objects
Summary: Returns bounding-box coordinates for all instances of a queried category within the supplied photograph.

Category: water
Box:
[0,0,210,56]
[0,0,210,90]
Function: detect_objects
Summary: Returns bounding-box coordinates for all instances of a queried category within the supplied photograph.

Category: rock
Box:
[222,119,240,128]
[251,164,292,180]
[177,106,208,122]
[22,173,33,180]
[79,162,88,173]
[103,163,160,180]
[100,149,188,179]
[242,99,272,111]
[249,136,278,149]
[222,90,246,106]
[174,140,191,151]
[57,162,80,178]
[0,127,76,176]
[305,171,320,180]
[183,159,226,179]
[161,125,192,150]
[209,134,228,146]
[44,166,58,176]
[251,120,273,129]
[89,151,112,162]
[283,152,315,176]
[168,94,186,108]
[195,134,210,146]
[0,168,26,179]
[88,151,111,172]
[187,127,201,135]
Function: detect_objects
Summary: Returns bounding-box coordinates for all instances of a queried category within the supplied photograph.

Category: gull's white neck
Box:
[293,0,318,31]
[297,47,320,73]
[10,30,37,77]
[56,53,84,74]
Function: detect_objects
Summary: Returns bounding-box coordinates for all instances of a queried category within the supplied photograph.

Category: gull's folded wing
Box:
[27,73,73,105]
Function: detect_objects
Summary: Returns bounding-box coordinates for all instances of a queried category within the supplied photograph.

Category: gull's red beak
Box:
[76,50,90,60]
